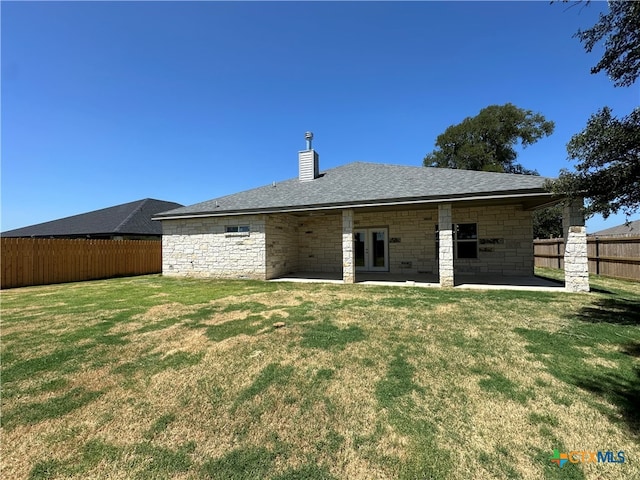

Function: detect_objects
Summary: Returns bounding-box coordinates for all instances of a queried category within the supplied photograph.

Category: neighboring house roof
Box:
[155,162,556,219]
[2,198,184,238]
[590,219,640,237]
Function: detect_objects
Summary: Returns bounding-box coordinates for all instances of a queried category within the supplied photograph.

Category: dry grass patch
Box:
[1,275,639,479]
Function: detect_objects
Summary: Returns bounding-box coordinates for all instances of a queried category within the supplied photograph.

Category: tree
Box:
[533,204,563,239]
[423,103,560,237]
[574,0,640,87]
[549,107,640,219]
[549,1,640,219]
[423,103,554,174]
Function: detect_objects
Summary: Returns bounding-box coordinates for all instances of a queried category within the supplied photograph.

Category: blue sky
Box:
[2,1,638,233]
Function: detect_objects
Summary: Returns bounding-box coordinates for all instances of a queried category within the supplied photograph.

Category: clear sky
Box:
[2,1,638,233]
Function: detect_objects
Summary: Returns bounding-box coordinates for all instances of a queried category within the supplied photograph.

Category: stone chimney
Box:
[298,131,319,181]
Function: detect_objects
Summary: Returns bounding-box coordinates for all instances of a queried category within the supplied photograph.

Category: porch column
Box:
[342,209,355,284]
[563,199,589,293]
[438,203,454,287]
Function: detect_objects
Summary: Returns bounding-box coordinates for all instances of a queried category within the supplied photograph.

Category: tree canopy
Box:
[549,107,640,219]
[422,103,561,237]
[423,103,554,174]
[533,204,564,239]
[574,0,640,87]
[549,1,639,220]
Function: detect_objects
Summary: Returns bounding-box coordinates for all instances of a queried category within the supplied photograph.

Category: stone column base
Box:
[342,209,355,284]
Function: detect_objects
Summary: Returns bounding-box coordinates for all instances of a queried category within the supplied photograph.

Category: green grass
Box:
[1,271,639,479]
[300,320,366,350]
[1,387,105,430]
[233,362,295,409]
[201,447,278,480]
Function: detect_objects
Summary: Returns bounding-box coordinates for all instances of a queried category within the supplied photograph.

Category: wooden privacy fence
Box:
[534,236,640,281]
[1,238,162,289]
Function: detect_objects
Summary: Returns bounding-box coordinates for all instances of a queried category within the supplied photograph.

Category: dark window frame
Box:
[455,223,478,259]
[225,225,250,236]
[435,223,478,259]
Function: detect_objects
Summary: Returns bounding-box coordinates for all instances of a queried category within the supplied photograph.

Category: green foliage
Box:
[423,103,554,173]
[574,0,640,87]
[549,107,640,218]
[533,204,563,238]
[549,2,639,218]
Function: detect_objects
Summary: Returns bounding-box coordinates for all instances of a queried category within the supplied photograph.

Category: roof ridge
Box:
[114,198,149,233]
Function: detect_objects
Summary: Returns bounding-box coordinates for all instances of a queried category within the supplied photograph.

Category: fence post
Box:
[557,240,561,269]
[595,236,600,275]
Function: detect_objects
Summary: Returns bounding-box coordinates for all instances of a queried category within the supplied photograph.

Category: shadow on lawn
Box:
[560,296,640,435]
[571,349,640,436]
[574,297,640,325]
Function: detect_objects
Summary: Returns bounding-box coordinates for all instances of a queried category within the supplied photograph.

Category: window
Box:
[455,223,477,259]
[225,225,250,235]
[435,223,478,259]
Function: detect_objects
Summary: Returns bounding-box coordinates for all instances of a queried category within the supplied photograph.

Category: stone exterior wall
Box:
[265,214,299,279]
[354,204,534,277]
[355,209,438,274]
[162,215,266,279]
[452,204,534,276]
[161,203,536,281]
[297,214,342,272]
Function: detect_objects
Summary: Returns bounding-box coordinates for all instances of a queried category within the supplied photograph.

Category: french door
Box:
[354,228,389,272]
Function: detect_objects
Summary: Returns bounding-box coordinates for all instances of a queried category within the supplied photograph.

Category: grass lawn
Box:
[1,268,639,479]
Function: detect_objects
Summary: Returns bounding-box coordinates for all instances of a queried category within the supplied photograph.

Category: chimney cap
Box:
[304,131,313,150]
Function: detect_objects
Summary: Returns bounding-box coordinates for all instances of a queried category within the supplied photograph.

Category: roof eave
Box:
[153,190,559,221]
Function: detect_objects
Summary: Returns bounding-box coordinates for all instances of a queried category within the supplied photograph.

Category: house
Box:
[590,219,640,237]
[154,133,589,292]
[2,198,183,240]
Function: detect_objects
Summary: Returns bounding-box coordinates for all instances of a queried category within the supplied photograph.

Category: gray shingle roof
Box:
[155,162,554,219]
[2,198,184,238]
[590,219,640,237]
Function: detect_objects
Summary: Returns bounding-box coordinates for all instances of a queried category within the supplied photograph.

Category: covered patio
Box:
[271,271,566,292]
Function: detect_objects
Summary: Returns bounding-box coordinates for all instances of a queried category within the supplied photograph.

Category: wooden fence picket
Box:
[534,236,640,281]
[0,238,162,289]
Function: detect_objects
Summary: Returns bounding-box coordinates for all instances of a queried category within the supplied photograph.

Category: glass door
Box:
[355,229,367,271]
[369,229,388,271]
[354,228,388,272]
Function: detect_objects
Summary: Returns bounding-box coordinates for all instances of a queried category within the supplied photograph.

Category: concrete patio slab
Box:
[270,272,566,292]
